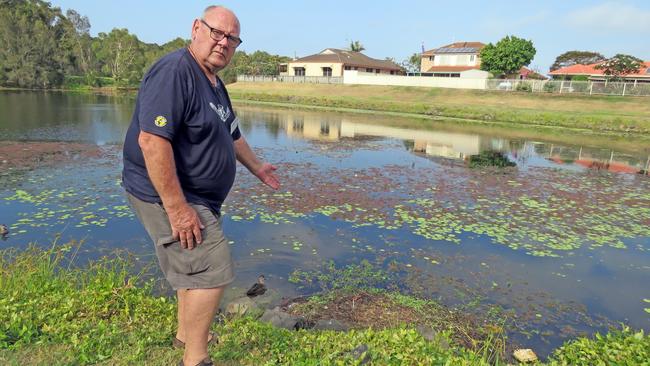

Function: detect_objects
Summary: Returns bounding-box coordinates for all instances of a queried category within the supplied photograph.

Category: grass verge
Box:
[0,244,648,365]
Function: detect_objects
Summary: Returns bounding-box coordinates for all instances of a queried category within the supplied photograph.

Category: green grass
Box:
[1,244,648,365]
[228,83,650,135]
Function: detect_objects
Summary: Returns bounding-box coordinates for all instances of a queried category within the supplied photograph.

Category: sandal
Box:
[178,357,214,366]
[172,331,218,349]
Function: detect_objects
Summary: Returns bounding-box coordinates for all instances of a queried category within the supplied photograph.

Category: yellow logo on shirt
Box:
[154,116,167,127]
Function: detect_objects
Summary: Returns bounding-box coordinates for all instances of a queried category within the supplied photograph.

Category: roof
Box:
[291,49,402,70]
[425,66,479,72]
[519,66,548,80]
[422,42,485,56]
[549,61,650,77]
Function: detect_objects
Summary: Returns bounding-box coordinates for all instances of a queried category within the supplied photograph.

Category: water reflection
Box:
[238,108,650,174]
[0,90,133,144]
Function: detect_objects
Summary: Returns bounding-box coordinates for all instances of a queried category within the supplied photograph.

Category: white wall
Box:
[287,62,343,77]
[343,70,489,89]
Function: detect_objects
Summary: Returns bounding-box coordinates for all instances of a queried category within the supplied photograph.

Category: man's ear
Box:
[190,19,200,40]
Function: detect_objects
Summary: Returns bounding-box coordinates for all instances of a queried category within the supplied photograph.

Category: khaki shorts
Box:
[127,193,234,290]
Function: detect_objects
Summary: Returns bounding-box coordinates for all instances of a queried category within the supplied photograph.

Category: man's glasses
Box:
[200,19,242,48]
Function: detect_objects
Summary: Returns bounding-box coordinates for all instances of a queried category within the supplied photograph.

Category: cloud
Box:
[566,2,650,32]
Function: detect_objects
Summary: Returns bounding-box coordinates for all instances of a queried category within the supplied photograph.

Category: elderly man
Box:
[122,6,279,366]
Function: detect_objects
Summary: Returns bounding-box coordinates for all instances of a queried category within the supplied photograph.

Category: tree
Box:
[349,41,365,52]
[402,53,421,73]
[0,0,77,88]
[550,51,605,71]
[219,50,291,84]
[66,9,92,74]
[479,36,536,77]
[92,28,145,86]
[594,54,644,80]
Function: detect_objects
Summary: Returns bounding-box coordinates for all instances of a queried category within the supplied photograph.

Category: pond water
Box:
[1,90,649,356]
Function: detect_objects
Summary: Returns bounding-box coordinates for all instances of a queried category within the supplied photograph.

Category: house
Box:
[514,67,547,80]
[419,42,489,78]
[280,48,403,77]
[549,62,650,83]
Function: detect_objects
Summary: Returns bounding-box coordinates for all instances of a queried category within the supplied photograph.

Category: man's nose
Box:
[217,36,229,47]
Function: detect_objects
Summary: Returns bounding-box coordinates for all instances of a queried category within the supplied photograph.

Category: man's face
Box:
[190,9,240,73]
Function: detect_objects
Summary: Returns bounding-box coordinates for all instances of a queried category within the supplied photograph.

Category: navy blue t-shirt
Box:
[122,48,241,215]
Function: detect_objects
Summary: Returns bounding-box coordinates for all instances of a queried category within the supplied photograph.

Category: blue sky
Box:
[51,0,650,73]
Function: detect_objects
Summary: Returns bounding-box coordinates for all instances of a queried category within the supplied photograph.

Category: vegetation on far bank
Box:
[0,0,288,89]
[228,82,650,135]
[0,244,648,365]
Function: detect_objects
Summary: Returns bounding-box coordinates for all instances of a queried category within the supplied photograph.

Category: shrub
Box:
[572,75,589,82]
[515,82,533,92]
[543,82,559,93]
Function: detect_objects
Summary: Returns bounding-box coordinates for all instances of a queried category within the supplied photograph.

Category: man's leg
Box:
[182,286,225,366]
[176,289,187,342]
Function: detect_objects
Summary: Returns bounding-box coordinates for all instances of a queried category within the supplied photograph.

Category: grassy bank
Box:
[1,245,648,365]
[228,83,650,135]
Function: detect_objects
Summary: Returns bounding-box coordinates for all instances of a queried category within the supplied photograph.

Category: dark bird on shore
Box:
[246,275,267,297]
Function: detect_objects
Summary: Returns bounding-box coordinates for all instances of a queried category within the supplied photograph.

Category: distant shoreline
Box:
[4,83,650,138]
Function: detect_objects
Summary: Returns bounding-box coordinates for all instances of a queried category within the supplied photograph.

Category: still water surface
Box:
[1,91,649,356]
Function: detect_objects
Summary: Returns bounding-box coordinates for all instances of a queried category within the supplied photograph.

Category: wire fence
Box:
[484,79,650,96]
[237,75,343,84]
[237,74,650,97]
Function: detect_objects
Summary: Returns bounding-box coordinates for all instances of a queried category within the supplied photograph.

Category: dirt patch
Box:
[0,141,106,171]
[283,290,497,351]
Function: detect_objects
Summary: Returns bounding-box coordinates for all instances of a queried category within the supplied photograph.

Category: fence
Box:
[484,79,650,97]
[237,75,342,84]
[237,74,650,97]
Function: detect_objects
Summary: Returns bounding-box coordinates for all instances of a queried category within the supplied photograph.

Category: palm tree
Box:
[349,41,365,52]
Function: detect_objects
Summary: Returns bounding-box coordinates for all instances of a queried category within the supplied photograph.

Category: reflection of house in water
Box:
[279,111,493,159]
[543,144,650,175]
[342,123,491,159]
[284,115,342,141]
[260,108,649,175]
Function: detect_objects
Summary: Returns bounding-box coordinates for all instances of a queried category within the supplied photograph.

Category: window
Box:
[450,73,460,78]
[344,65,351,70]
[390,70,395,75]
[353,67,358,70]
[470,55,475,62]
[279,64,287,73]
[366,68,373,72]
[429,56,434,61]
[322,67,332,77]
[294,67,305,76]
[375,69,380,74]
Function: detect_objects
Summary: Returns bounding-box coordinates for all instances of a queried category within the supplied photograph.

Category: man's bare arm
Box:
[234,136,280,189]
[138,131,203,249]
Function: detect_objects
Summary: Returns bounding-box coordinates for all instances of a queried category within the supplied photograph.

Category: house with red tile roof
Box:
[419,42,489,78]
[516,67,547,80]
[549,62,650,82]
